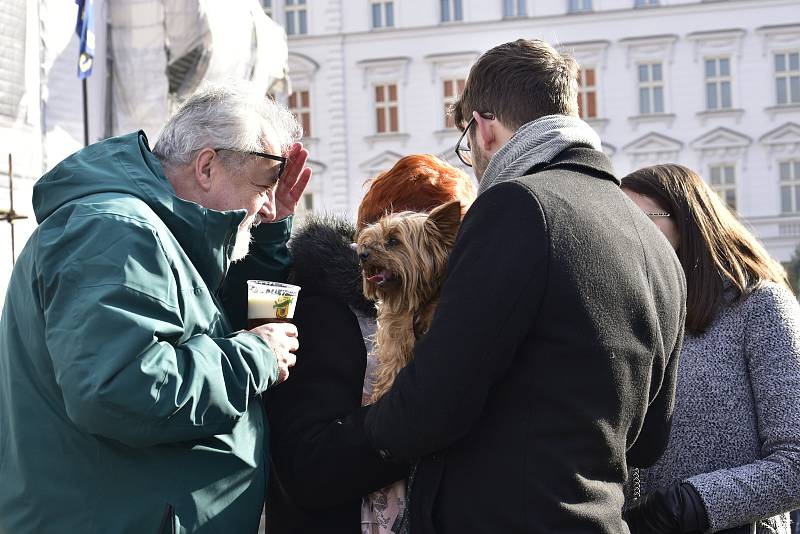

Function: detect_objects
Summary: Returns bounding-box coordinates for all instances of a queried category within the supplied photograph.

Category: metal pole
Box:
[82,77,89,146]
[8,154,15,267]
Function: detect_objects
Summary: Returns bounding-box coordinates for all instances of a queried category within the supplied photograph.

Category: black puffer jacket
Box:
[264,215,408,533]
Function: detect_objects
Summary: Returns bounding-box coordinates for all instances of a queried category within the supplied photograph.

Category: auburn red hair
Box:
[357,154,476,230]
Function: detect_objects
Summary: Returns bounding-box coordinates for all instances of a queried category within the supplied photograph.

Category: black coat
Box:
[263,217,408,532]
[364,148,687,533]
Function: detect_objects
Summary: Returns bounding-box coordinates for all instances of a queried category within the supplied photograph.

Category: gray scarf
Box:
[477,114,603,196]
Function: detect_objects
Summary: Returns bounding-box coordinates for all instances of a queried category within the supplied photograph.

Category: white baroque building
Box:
[270,0,800,262]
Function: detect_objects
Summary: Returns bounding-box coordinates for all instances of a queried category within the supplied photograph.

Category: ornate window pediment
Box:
[623,132,682,166]
[760,122,800,156]
[691,127,751,157]
[288,52,319,87]
[359,150,403,175]
[357,56,411,88]
[686,29,746,62]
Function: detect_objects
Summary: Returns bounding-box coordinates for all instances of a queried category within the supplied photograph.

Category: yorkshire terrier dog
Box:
[356,200,462,403]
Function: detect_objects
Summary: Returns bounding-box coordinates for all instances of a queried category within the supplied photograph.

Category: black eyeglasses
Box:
[454,113,495,167]
[214,148,287,180]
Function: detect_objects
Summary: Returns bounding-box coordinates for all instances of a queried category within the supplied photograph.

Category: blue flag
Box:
[75,0,95,79]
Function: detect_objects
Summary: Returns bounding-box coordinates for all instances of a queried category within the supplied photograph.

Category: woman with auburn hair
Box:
[263,154,475,533]
[621,164,800,534]
[357,153,474,229]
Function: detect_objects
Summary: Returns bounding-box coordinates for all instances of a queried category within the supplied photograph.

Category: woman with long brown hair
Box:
[621,164,800,534]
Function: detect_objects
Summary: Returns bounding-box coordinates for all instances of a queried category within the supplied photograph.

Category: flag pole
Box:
[82,78,89,146]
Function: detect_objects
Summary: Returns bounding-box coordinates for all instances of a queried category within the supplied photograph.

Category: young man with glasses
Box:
[0,83,311,533]
[364,39,687,533]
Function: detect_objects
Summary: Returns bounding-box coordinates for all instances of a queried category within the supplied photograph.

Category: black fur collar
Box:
[288,214,376,318]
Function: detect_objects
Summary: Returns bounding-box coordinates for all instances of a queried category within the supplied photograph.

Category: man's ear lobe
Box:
[194,148,216,192]
[426,200,462,244]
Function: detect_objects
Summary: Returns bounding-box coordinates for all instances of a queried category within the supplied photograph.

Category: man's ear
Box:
[426,200,462,244]
[473,111,495,152]
[194,148,216,192]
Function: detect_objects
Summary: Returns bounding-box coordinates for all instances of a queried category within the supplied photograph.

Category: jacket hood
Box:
[288,214,376,318]
[32,131,246,290]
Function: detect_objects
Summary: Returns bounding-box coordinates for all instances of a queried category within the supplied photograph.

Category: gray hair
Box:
[153,81,302,167]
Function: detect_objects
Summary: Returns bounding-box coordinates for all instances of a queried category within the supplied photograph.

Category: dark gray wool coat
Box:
[639,281,800,534]
[364,148,687,533]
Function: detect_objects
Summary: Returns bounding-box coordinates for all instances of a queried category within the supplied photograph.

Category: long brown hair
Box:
[621,164,789,335]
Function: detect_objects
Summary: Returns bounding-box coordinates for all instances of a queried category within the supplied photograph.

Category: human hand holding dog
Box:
[249,322,299,383]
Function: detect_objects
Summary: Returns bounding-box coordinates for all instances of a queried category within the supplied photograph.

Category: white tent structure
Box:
[0,0,289,302]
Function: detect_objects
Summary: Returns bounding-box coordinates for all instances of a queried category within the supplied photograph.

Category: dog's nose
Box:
[359,250,370,262]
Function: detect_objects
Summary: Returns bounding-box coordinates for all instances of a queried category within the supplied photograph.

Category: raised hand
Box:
[274,142,312,221]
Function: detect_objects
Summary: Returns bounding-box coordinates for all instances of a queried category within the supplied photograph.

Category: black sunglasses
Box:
[214,148,287,180]
[454,113,495,167]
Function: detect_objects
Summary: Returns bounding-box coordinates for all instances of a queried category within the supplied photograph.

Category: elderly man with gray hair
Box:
[0,82,311,533]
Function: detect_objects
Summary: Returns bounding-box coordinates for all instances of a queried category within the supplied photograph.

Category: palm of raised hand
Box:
[274,142,312,221]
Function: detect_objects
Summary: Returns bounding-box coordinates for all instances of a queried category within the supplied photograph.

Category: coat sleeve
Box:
[219,216,293,330]
[266,294,409,508]
[40,214,280,448]
[687,284,800,531]
[364,182,550,460]
[626,328,683,468]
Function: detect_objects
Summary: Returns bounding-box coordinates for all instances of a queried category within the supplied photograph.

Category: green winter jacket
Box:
[0,132,291,533]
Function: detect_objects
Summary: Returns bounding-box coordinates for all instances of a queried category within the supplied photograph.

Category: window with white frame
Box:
[288,89,312,138]
[568,0,592,12]
[780,160,800,214]
[260,0,272,17]
[443,78,465,128]
[375,84,399,133]
[709,164,737,211]
[705,57,732,110]
[775,51,800,105]
[502,0,526,18]
[441,0,463,22]
[285,0,307,35]
[371,0,395,29]
[634,0,658,6]
[638,62,665,115]
[577,68,598,119]
[295,192,314,217]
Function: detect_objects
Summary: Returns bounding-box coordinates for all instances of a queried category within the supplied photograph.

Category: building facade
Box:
[271,0,800,262]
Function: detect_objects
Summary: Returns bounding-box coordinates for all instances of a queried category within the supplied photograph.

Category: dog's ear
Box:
[426,200,462,243]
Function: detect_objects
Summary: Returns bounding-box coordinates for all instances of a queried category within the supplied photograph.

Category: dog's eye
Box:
[386,237,400,248]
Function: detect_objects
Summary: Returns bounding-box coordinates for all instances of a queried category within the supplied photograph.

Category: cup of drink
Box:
[247,280,301,328]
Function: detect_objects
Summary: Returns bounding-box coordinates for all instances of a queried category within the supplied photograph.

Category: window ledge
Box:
[627,113,676,129]
[364,133,410,148]
[585,117,610,134]
[434,128,460,141]
[299,136,320,149]
[439,20,465,25]
[765,104,800,119]
[696,108,745,125]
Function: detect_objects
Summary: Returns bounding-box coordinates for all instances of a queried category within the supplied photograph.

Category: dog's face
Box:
[356,200,462,309]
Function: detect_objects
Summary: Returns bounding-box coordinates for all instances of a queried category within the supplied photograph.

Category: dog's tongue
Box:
[367,270,393,285]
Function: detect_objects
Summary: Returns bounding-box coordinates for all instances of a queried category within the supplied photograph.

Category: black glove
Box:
[624,483,709,534]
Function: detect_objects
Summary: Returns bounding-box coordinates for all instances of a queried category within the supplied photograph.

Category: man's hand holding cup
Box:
[247,280,301,383]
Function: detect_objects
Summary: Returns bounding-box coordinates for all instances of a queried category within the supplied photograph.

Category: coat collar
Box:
[526,147,620,186]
